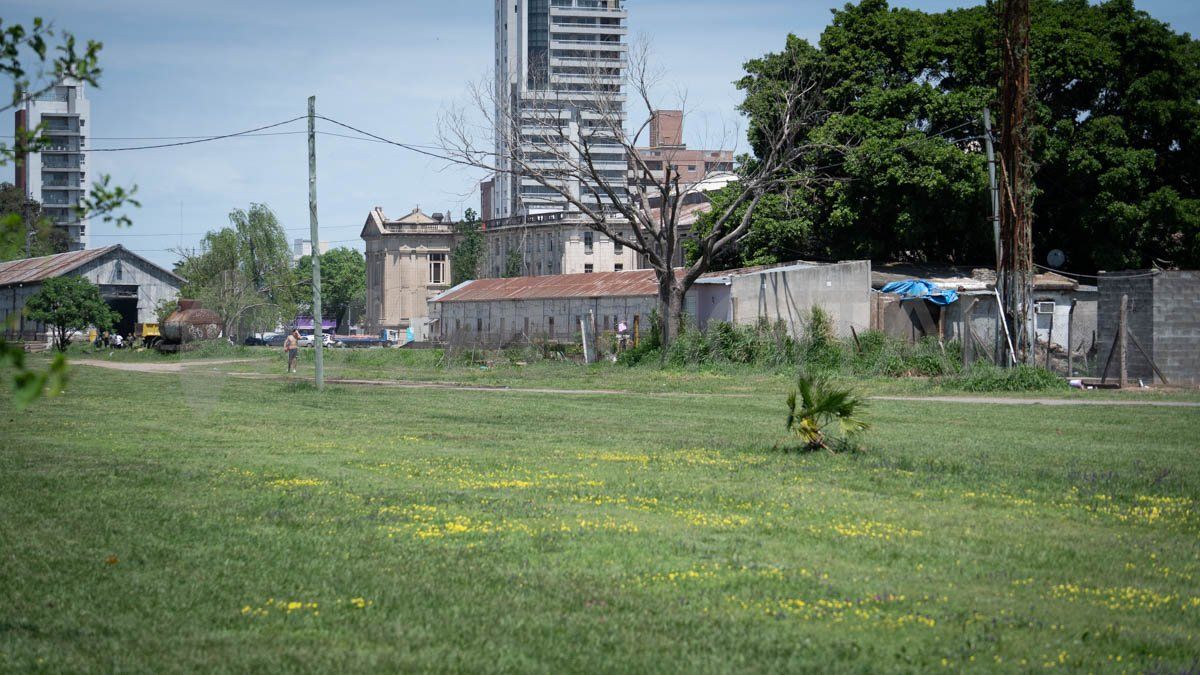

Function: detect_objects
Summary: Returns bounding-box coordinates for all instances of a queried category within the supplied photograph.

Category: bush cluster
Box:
[944,363,1068,392]
[619,308,963,379]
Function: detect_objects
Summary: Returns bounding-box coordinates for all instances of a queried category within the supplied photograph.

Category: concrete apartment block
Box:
[634,110,735,186]
[1098,271,1199,385]
[14,79,91,250]
[493,0,629,220]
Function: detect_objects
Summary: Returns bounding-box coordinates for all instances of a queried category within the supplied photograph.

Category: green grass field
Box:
[2,355,1199,672]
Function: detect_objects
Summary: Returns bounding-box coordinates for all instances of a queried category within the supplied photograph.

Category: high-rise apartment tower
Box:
[15,79,91,251]
[492,0,628,222]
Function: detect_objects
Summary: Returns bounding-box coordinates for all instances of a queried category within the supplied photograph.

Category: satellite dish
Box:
[1046,249,1066,268]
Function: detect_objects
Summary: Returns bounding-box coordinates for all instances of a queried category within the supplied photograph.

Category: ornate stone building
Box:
[361,207,455,335]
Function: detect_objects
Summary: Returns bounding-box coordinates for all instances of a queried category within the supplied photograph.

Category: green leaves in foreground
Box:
[0,336,67,410]
[786,372,869,452]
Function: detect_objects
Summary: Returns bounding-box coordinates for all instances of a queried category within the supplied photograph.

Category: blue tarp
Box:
[879,279,959,305]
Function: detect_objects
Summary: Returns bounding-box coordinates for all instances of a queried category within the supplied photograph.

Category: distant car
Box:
[243,335,267,346]
[297,333,334,348]
[265,333,290,347]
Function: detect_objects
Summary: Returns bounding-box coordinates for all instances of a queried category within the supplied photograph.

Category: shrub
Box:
[945,364,1067,392]
[785,372,869,452]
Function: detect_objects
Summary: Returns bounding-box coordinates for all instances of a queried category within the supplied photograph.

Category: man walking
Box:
[284,329,300,373]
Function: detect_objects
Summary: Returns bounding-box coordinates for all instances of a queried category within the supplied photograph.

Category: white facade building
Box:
[493,0,629,220]
[15,79,91,251]
[292,238,330,263]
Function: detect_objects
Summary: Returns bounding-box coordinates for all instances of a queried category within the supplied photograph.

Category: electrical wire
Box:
[313,115,454,161]
[80,116,307,152]
[1034,263,1162,280]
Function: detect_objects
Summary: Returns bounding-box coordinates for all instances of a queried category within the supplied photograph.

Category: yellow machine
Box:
[136,323,161,347]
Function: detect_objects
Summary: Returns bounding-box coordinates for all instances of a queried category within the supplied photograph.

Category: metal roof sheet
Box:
[0,245,185,287]
[0,246,119,287]
[433,269,668,303]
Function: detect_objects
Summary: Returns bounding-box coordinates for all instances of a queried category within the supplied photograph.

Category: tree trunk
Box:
[656,275,686,348]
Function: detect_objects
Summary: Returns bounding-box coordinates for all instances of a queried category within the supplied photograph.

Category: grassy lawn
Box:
[59,343,1200,401]
[2,361,1198,672]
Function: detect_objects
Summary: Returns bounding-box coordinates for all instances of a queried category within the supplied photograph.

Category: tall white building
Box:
[493,0,628,221]
[15,79,91,251]
[292,238,330,263]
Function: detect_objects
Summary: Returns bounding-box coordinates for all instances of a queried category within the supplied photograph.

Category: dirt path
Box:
[73,358,259,373]
[73,359,1200,407]
[870,395,1200,408]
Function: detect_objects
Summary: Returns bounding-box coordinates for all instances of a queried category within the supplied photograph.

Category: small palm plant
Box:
[785,372,869,452]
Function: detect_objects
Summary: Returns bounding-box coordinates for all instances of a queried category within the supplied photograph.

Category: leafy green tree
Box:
[24,276,118,352]
[174,204,298,340]
[504,249,523,278]
[734,0,1199,272]
[450,208,484,285]
[0,183,68,260]
[295,247,365,332]
[689,188,817,268]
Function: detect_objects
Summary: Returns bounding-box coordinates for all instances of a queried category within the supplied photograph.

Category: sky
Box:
[5,0,1198,268]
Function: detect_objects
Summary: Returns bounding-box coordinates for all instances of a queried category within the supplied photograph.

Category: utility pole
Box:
[983,108,1000,266]
[984,108,1002,365]
[307,95,324,390]
[998,0,1034,364]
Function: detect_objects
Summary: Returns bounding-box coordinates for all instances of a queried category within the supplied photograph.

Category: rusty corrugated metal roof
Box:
[0,244,186,287]
[0,245,120,287]
[433,269,670,303]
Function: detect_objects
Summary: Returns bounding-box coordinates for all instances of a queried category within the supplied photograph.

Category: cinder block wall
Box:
[1097,273,1155,381]
[1152,271,1200,385]
[1098,271,1199,385]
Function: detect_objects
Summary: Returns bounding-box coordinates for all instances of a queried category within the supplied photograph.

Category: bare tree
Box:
[439,40,837,346]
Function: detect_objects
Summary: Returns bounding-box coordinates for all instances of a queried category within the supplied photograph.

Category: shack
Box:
[0,245,184,341]
[871,264,1097,358]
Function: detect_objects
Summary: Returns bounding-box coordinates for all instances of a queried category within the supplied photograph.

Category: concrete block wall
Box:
[729,261,871,339]
[1098,271,1199,385]
[1151,271,1200,385]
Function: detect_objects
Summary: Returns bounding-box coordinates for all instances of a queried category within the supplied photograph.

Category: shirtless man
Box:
[283,330,300,373]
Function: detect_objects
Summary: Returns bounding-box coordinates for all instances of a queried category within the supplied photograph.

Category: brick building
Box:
[633,110,735,186]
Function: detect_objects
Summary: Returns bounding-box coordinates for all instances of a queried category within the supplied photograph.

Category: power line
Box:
[90,222,366,238]
[1034,263,1161,280]
[80,116,307,152]
[314,115,453,161]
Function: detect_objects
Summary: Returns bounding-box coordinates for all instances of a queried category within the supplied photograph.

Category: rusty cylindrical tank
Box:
[160,299,223,344]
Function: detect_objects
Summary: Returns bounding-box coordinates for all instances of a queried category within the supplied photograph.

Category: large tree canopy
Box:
[24,276,117,352]
[174,204,298,339]
[0,183,68,261]
[296,247,365,332]
[726,0,1199,272]
[450,208,484,286]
